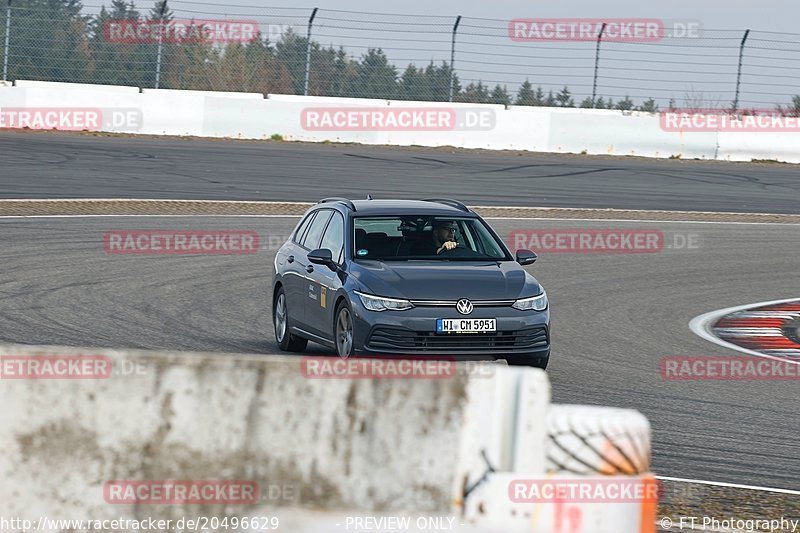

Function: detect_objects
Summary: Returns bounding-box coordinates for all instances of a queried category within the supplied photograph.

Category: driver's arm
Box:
[436,240,458,253]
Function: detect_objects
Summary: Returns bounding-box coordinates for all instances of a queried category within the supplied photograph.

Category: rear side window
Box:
[319,212,345,263]
[301,210,333,250]
[293,212,315,244]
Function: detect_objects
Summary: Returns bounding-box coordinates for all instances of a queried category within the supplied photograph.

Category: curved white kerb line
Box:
[689,297,800,366]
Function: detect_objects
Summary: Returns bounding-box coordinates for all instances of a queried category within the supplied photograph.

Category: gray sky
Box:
[151,0,798,32]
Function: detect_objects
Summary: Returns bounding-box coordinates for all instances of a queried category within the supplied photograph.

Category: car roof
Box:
[317,199,478,217]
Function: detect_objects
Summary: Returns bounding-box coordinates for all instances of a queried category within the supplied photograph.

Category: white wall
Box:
[2,80,795,163]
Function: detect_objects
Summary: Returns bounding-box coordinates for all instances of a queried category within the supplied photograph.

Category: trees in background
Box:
[5,0,92,83]
[3,0,795,112]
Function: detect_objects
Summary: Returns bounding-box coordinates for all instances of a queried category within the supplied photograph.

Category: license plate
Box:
[436,318,497,334]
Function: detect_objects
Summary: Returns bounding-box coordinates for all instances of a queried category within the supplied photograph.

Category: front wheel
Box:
[274,287,308,352]
[335,302,355,358]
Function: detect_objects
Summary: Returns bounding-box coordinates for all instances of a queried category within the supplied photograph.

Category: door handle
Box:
[287,255,294,263]
[306,265,314,273]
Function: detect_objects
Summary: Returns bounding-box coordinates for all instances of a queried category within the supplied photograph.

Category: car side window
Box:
[319,212,345,263]
[475,223,506,257]
[293,212,316,245]
[459,220,479,252]
[301,210,333,250]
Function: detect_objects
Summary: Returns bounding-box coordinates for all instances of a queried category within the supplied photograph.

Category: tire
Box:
[545,405,651,476]
[334,300,355,358]
[505,353,549,369]
[273,286,308,352]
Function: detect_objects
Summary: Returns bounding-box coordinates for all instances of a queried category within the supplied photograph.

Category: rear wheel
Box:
[274,287,308,352]
[335,302,355,358]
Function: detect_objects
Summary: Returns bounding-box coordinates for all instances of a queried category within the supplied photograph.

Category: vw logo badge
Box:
[456,299,474,315]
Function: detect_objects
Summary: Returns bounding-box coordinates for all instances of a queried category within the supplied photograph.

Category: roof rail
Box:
[319,197,357,211]
[422,198,470,212]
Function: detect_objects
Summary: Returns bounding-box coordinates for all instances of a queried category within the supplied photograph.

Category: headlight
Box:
[512,290,548,311]
[355,291,414,312]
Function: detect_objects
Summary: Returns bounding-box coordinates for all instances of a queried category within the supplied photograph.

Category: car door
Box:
[305,211,345,339]
[295,209,333,331]
[280,210,317,330]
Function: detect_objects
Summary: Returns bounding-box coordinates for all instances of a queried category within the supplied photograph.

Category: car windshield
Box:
[353,216,510,261]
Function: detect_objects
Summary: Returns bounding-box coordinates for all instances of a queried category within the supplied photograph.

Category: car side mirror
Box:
[516,249,537,265]
[308,248,337,271]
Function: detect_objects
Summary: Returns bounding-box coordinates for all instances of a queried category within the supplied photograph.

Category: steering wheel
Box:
[437,245,482,258]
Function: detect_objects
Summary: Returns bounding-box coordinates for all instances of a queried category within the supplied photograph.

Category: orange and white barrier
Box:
[454,368,656,533]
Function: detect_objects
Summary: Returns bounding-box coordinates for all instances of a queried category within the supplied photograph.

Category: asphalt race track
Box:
[1,216,798,492]
[1,131,799,494]
[1,131,800,213]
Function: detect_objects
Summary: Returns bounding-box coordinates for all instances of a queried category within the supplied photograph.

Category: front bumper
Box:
[351,298,550,357]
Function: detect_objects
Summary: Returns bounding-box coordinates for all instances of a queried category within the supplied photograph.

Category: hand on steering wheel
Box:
[436,241,458,254]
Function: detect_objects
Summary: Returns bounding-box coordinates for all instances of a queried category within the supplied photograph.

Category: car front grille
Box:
[366,326,548,352]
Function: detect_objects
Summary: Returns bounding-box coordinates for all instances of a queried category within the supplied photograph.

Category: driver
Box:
[413,220,458,255]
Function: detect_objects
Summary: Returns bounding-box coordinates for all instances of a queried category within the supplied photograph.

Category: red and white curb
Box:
[689,298,800,363]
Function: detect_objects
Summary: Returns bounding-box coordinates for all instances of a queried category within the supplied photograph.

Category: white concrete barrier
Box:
[141,88,264,100]
[136,89,208,136]
[13,79,141,94]
[547,108,718,160]
[0,344,655,532]
[267,94,390,105]
[0,84,144,132]
[2,80,794,163]
[717,130,800,164]
[0,345,473,518]
[453,366,547,505]
[203,97,297,140]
